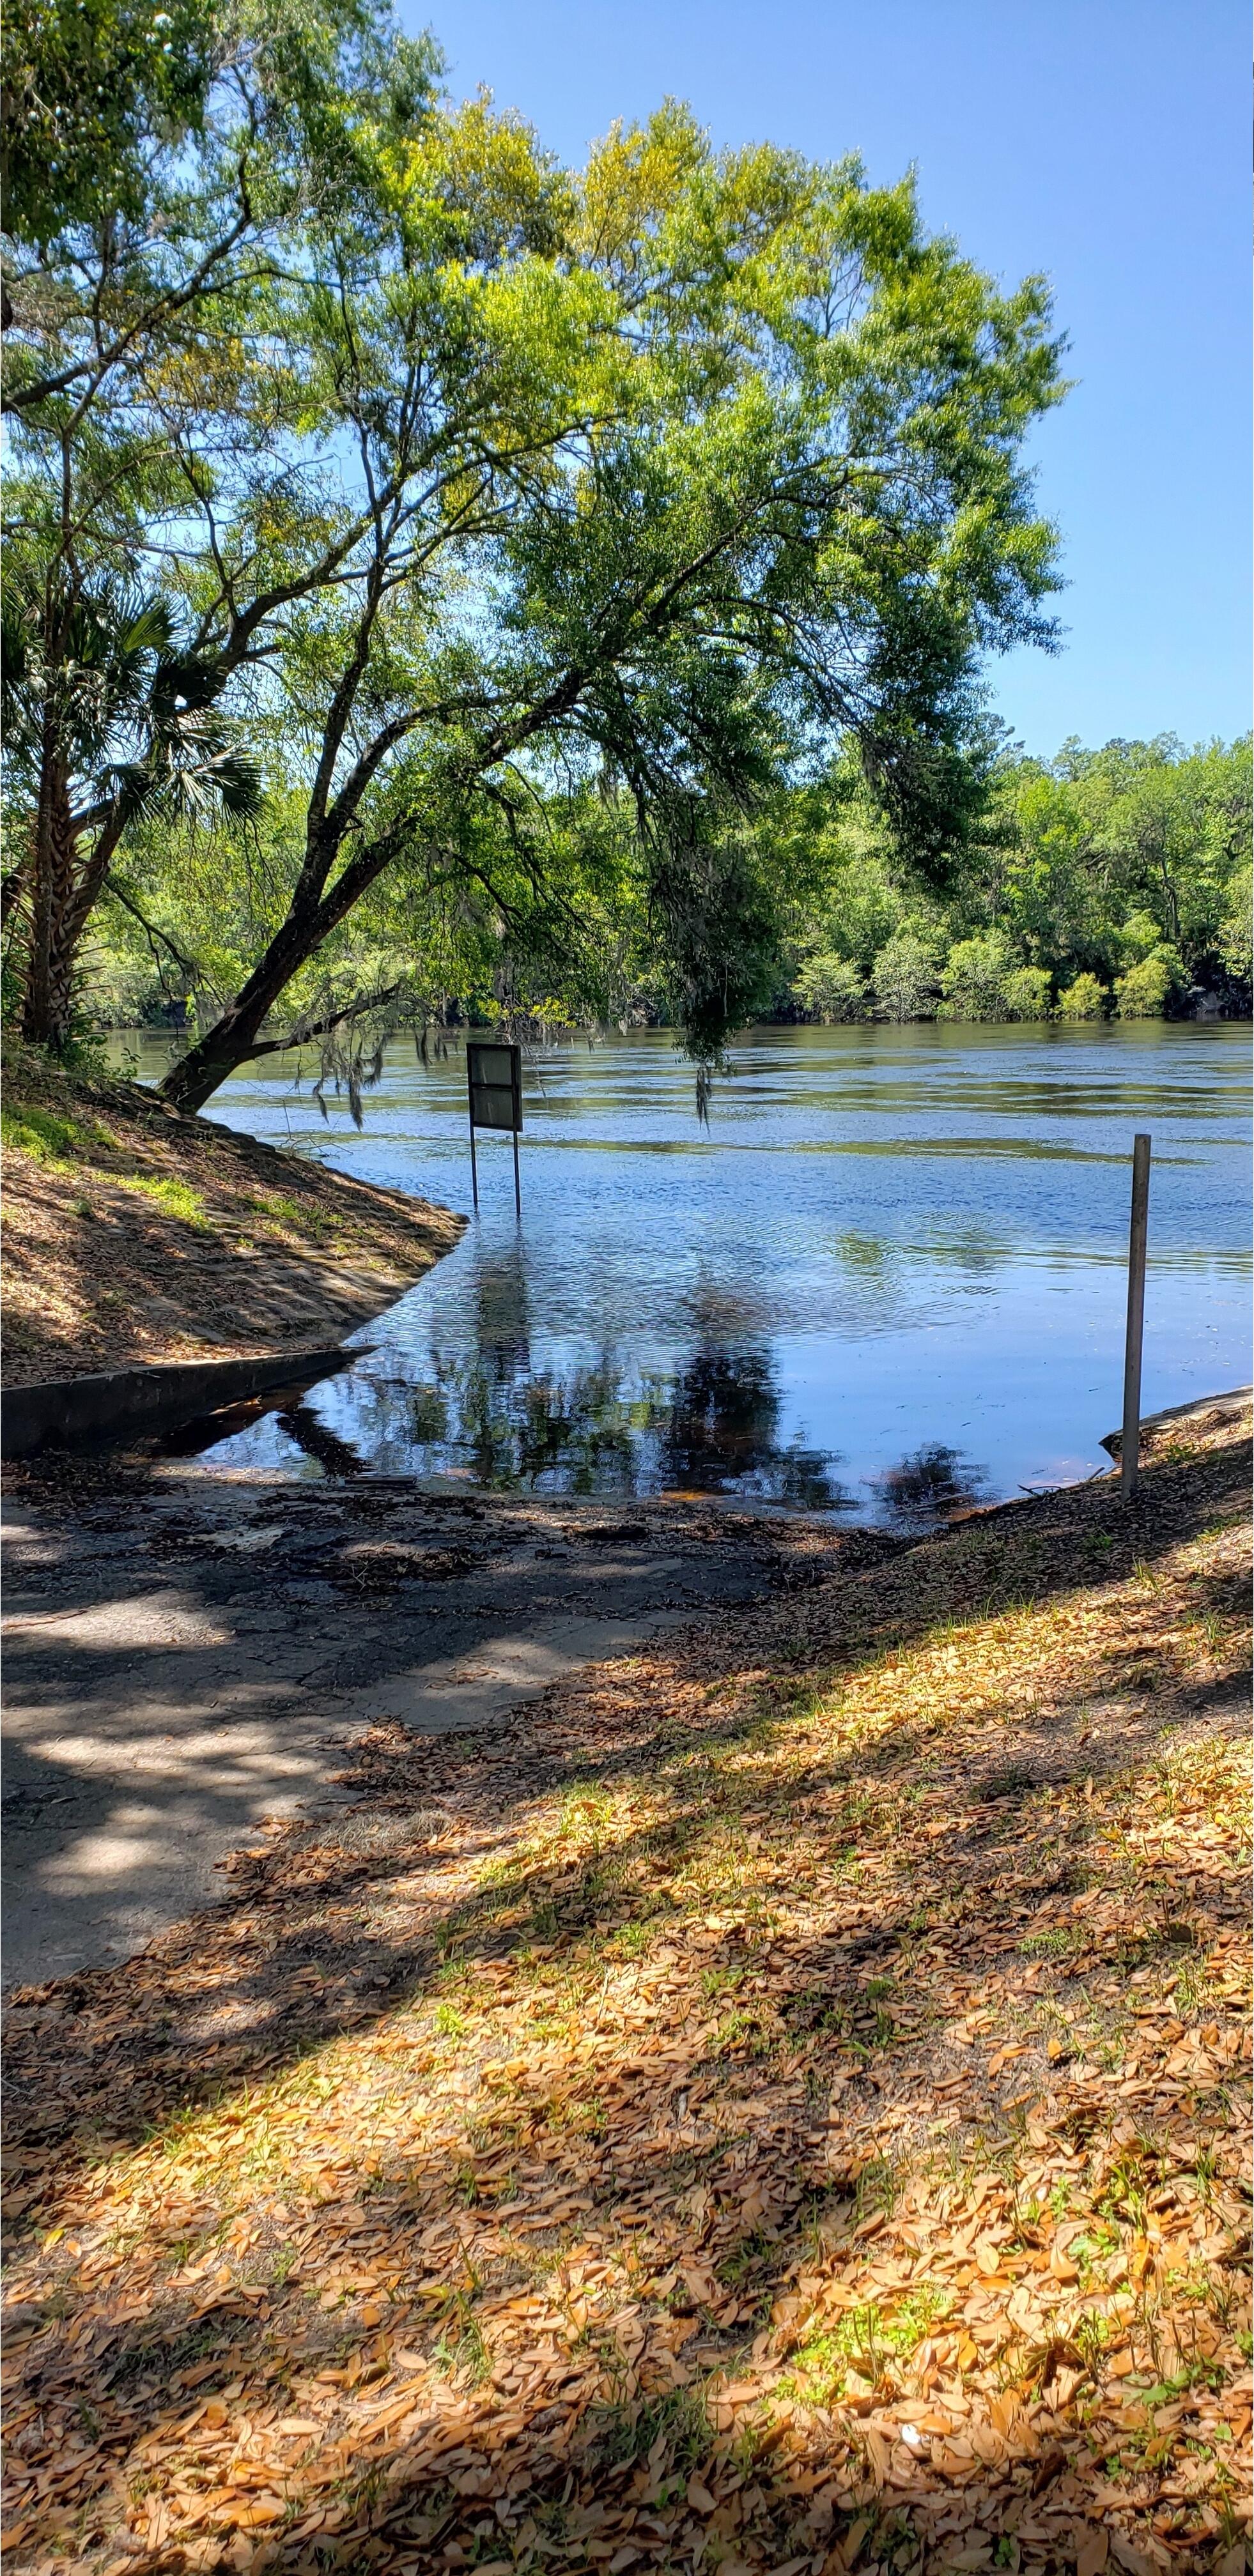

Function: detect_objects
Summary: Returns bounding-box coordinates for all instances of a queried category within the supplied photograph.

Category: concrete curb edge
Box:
[1,1345,358,1458]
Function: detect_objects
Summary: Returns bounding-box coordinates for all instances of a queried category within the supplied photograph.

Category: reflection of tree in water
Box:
[398,1340,848,1508]
[405,1353,667,1494]
[475,1241,531,1381]
[662,1348,846,1509]
[877,1443,987,1529]
[275,1402,368,1479]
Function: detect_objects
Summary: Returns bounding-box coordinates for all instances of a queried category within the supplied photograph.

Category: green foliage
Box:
[2,0,387,1046]
[782,730,1250,1025]
[589,2382,711,2476]
[872,930,937,1022]
[940,929,1016,1020]
[1219,862,1252,986]
[1002,964,1052,1020]
[0,1101,87,1163]
[794,951,867,1022]
[1,0,216,241]
[112,1172,212,1227]
[1115,950,1179,1019]
[782,2283,950,2404]
[32,8,1244,1071]
[1057,971,1108,1020]
[4,3,1070,1096]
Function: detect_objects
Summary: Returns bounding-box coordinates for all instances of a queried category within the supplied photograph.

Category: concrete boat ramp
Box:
[1,1464,838,1989]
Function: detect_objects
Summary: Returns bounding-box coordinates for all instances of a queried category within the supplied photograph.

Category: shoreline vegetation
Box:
[88,735,1250,1061]
[3,1402,1249,2573]
[0,1047,463,1389]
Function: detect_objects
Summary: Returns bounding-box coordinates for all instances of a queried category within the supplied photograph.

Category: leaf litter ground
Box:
[3,1405,1251,2576]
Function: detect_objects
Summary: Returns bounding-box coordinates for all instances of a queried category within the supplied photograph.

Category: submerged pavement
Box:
[2,1462,844,1988]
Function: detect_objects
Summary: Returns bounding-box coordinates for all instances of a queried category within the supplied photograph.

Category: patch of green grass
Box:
[786,1988,851,2043]
[248,1191,335,1238]
[449,2159,479,2207]
[779,2326,847,2406]
[558,1784,615,1850]
[433,2002,467,2041]
[781,2286,950,2407]
[700,1963,748,2000]
[883,2283,952,2352]
[431,2290,489,2385]
[587,2380,711,2477]
[717,2227,775,2290]
[711,2005,773,2060]
[114,1172,212,1229]
[1,1103,104,1165]
[855,2154,901,2220]
[1019,1927,1076,1958]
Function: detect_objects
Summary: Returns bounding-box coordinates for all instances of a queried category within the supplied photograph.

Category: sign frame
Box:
[466,1039,523,1215]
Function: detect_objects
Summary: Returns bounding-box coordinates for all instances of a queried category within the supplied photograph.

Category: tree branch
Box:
[243,981,405,1057]
[103,875,201,979]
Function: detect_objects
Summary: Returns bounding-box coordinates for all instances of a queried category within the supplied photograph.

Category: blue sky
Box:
[402,0,1248,761]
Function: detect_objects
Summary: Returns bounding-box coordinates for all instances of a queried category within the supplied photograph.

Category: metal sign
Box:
[466,1040,522,1214]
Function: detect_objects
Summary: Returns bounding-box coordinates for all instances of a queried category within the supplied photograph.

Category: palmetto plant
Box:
[1,574,260,1046]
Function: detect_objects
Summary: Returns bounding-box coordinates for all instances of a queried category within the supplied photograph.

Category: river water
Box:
[121,1022,1251,1526]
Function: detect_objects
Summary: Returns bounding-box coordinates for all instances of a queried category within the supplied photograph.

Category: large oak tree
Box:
[3,6,1066,1103]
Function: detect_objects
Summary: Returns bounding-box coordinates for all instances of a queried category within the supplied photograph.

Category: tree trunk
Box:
[159,910,323,1114]
[159,817,399,1113]
[44,785,85,1048]
[1157,853,1180,945]
[21,743,75,1048]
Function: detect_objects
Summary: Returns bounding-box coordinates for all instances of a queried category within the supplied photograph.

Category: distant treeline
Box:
[778,732,1251,1026]
[93,730,1250,1047]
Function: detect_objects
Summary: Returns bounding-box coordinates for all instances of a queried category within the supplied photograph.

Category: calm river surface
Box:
[124,1022,1251,1525]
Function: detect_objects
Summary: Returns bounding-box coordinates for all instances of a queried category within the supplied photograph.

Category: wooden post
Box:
[1120,1133,1151,1499]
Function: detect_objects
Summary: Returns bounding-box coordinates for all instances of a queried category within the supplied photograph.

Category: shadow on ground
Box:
[1,1413,1250,2575]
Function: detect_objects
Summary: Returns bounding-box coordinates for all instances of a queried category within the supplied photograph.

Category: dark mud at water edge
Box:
[118,1020,1251,1528]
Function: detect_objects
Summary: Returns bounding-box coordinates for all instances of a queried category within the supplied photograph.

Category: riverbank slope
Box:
[1,1047,463,1387]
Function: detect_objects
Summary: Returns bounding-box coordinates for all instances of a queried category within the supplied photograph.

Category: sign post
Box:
[1120,1132,1151,1499]
[466,1041,523,1216]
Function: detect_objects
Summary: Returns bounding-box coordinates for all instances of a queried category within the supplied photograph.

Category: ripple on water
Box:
[111,1021,1251,1522]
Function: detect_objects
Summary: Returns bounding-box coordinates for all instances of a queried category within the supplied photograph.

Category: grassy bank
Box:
[2,1404,1250,2575]
[0,1048,462,1386]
